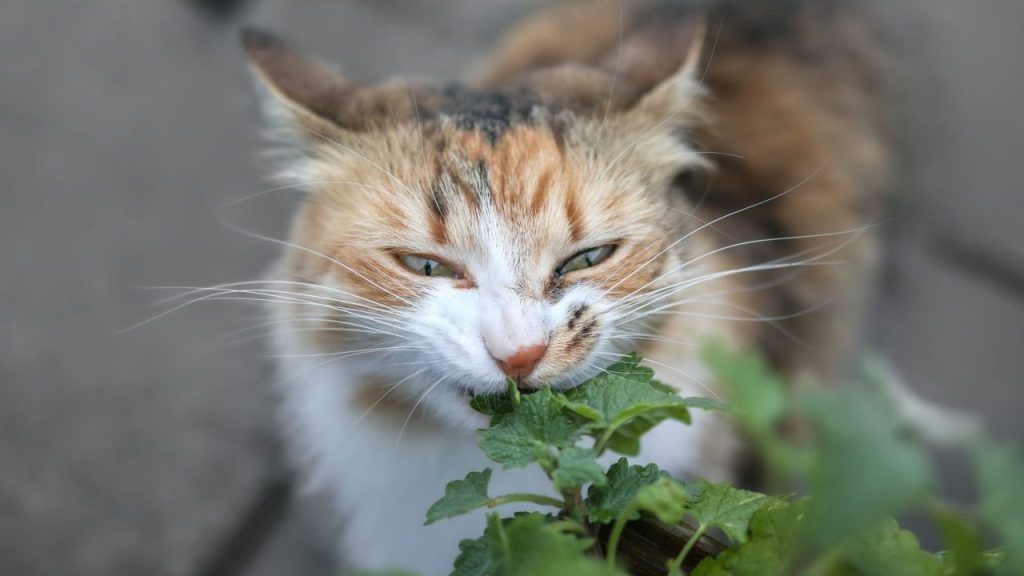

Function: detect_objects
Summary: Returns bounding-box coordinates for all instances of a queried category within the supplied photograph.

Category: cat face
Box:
[244,27,714,423]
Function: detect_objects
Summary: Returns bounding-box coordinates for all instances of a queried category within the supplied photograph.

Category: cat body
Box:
[243,1,890,573]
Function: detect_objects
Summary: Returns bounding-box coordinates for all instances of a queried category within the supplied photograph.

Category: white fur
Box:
[264,130,737,573]
[268,280,732,574]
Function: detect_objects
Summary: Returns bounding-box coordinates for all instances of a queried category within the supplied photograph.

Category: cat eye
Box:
[555,245,617,276]
[398,254,462,280]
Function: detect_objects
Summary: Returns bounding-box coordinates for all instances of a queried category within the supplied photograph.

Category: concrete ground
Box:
[1,1,1021,575]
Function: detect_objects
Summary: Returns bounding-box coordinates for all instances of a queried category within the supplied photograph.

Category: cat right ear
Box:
[241,28,358,139]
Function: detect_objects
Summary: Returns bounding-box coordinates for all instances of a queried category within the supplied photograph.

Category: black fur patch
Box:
[472,160,492,202]
[567,305,588,330]
[438,85,540,143]
[569,318,600,350]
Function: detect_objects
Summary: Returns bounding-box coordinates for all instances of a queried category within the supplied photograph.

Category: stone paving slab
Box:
[0,1,283,574]
[0,0,513,574]
[887,0,1024,280]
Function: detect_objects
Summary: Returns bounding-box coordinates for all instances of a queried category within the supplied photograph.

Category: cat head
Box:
[244,19,721,424]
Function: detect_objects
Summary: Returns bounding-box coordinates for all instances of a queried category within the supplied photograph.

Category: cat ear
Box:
[625,13,707,123]
[241,28,359,137]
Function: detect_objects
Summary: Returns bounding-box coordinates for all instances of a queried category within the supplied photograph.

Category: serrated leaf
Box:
[846,518,944,576]
[586,458,666,523]
[425,469,492,525]
[634,477,689,525]
[478,388,581,469]
[482,513,626,576]
[687,481,774,545]
[691,501,800,576]
[560,354,691,455]
[681,396,732,414]
[452,534,491,576]
[552,446,606,492]
[471,392,516,417]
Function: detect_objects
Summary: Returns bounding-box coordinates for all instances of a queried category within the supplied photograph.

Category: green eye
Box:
[398,254,462,279]
[556,245,617,276]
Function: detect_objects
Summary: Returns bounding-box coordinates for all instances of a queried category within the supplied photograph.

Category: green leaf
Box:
[686,481,774,545]
[844,517,944,576]
[702,342,786,434]
[552,446,607,492]
[691,501,800,576]
[560,354,691,455]
[971,436,1024,575]
[471,392,516,417]
[634,477,689,525]
[425,469,492,525]
[481,513,626,576]
[452,534,491,576]
[681,396,733,414]
[797,386,932,554]
[478,388,581,469]
[933,504,985,576]
[586,458,665,523]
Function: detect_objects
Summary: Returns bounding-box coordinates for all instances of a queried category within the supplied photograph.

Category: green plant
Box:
[380,345,1024,575]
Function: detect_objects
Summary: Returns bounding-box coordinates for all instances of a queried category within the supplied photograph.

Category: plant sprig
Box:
[402,346,1024,576]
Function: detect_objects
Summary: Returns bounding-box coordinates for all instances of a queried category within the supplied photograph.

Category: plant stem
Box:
[505,377,521,405]
[669,523,707,573]
[594,424,621,455]
[489,493,564,509]
[561,487,584,518]
[547,518,589,535]
[606,501,641,569]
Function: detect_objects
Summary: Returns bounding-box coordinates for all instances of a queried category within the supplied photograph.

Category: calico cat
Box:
[241,0,890,572]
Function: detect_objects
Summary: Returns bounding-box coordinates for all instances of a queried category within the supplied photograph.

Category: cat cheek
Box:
[542,305,603,378]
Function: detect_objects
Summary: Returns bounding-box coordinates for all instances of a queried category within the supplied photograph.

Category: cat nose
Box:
[493,343,548,382]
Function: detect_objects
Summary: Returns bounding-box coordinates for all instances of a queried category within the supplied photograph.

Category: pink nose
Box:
[494,343,548,381]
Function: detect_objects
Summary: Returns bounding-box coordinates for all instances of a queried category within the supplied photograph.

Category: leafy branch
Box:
[393,346,1024,576]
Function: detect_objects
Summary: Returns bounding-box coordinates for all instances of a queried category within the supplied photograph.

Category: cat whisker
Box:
[700,16,726,83]
[602,0,625,122]
[212,314,402,345]
[395,371,454,448]
[595,162,827,301]
[150,279,403,315]
[604,332,700,348]
[218,326,407,349]
[609,221,872,315]
[221,180,391,208]
[356,368,427,425]
[593,351,722,401]
[296,122,419,199]
[271,344,428,360]
[614,258,847,322]
[153,286,403,320]
[218,220,418,307]
[140,288,413,334]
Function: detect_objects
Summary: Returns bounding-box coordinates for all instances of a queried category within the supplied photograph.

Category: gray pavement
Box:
[0,1,1021,575]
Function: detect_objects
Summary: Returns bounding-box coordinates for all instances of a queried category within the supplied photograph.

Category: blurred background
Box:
[1,0,1021,574]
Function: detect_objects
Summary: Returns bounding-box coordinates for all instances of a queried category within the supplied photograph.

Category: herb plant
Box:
[378,346,1024,575]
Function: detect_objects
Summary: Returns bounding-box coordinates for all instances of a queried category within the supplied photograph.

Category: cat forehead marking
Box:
[419,120,585,254]
[435,85,544,144]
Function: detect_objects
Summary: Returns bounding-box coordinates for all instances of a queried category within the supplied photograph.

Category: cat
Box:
[240,0,890,572]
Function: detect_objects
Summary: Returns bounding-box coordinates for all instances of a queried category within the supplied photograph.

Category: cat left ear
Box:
[241,28,359,135]
[627,13,707,123]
